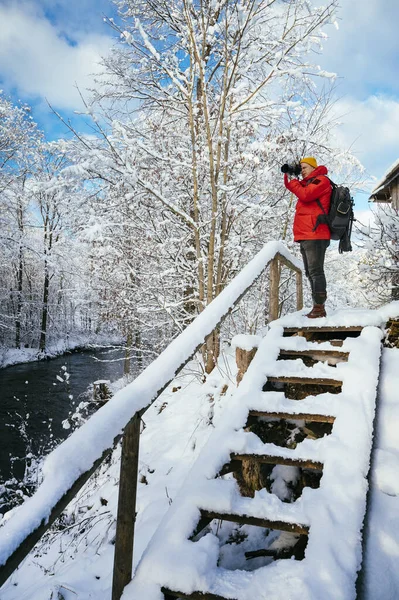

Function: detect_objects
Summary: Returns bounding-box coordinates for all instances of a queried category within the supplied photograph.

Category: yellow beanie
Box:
[300,157,318,169]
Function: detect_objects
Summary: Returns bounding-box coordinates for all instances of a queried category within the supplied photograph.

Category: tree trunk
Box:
[15,198,25,348]
[124,329,132,376]
[392,272,399,301]
[135,327,143,369]
[15,244,23,349]
[39,261,50,352]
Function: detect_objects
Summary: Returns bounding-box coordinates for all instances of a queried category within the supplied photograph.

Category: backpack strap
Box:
[316,199,326,214]
[312,177,333,231]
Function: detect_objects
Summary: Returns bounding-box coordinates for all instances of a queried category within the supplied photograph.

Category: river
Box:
[0,346,126,513]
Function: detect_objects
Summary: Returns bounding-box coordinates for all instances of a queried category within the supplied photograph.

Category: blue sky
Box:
[1,0,398,218]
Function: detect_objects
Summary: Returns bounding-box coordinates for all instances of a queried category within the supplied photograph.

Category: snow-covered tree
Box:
[0,94,42,348]
[0,97,111,352]
[358,205,399,305]
[59,0,361,372]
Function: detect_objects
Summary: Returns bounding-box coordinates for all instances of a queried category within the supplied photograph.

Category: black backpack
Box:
[313,178,355,253]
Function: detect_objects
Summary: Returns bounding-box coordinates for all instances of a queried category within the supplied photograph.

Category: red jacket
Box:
[284,166,332,241]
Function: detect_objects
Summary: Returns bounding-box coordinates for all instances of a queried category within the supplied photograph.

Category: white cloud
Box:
[310,0,399,210]
[319,0,399,98]
[0,2,114,110]
[355,208,376,229]
[331,95,399,190]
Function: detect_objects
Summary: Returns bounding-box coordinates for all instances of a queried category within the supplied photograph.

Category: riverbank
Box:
[0,333,125,370]
[0,344,128,513]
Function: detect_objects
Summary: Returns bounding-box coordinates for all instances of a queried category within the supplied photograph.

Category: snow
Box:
[0,240,296,568]
[270,302,399,329]
[361,348,399,599]
[0,333,124,370]
[123,319,383,600]
[231,334,262,351]
[0,304,398,599]
[0,351,238,599]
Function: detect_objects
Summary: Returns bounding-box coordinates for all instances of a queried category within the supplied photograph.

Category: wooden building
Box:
[369,160,399,209]
[369,159,399,301]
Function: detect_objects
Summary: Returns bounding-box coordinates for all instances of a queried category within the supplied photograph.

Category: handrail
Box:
[269,252,303,321]
[0,241,303,595]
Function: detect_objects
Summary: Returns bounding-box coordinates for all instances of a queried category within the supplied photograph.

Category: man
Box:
[284,157,332,318]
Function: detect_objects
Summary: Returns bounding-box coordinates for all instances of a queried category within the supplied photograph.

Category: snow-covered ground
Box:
[0,333,124,369]
[361,348,399,599]
[0,349,238,600]
[0,303,398,599]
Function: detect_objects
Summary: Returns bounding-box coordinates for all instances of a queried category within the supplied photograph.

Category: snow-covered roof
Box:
[370,157,399,202]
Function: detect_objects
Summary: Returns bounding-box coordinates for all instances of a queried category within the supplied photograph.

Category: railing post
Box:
[269,256,280,322]
[233,335,260,385]
[112,412,141,600]
[296,270,303,311]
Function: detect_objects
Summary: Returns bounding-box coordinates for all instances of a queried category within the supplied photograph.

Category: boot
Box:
[306,304,326,319]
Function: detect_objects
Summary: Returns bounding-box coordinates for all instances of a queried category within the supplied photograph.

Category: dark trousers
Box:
[299,240,330,305]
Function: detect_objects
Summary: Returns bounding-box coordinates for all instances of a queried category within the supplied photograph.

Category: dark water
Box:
[0,347,125,502]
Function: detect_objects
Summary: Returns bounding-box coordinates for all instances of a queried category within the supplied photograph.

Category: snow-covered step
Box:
[278,334,355,352]
[226,430,329,464]
[197,509,309,536]
[264,353,344,384]
[188,477,311,527]
[246,390,340,418]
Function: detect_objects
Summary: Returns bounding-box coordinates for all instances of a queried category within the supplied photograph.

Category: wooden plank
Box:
[283,326,363,334]
[276,252,302,274]
[199,510,309,536]
[267,375,342,387]
[162,588,233,600]
[248,410,335,423]
[279,349,349,363]
[231,453,323,470]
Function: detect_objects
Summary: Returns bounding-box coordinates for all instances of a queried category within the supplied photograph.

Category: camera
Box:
[281,163,301,177]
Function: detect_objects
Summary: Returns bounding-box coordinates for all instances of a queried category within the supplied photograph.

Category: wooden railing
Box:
[269,252,303,322]
[0,243,303,599]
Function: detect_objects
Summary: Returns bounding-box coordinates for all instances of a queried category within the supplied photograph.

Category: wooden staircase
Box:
[127,321,383,600]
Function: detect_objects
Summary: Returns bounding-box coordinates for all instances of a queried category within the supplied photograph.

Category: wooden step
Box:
[283,326,363,334]
[199,510,309,535]
[278,348,349,364]
[248,410,335,424]
[283,326,363,342]
[231,453,323,470]
[266,375,342,387]
[162,588,232,600]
